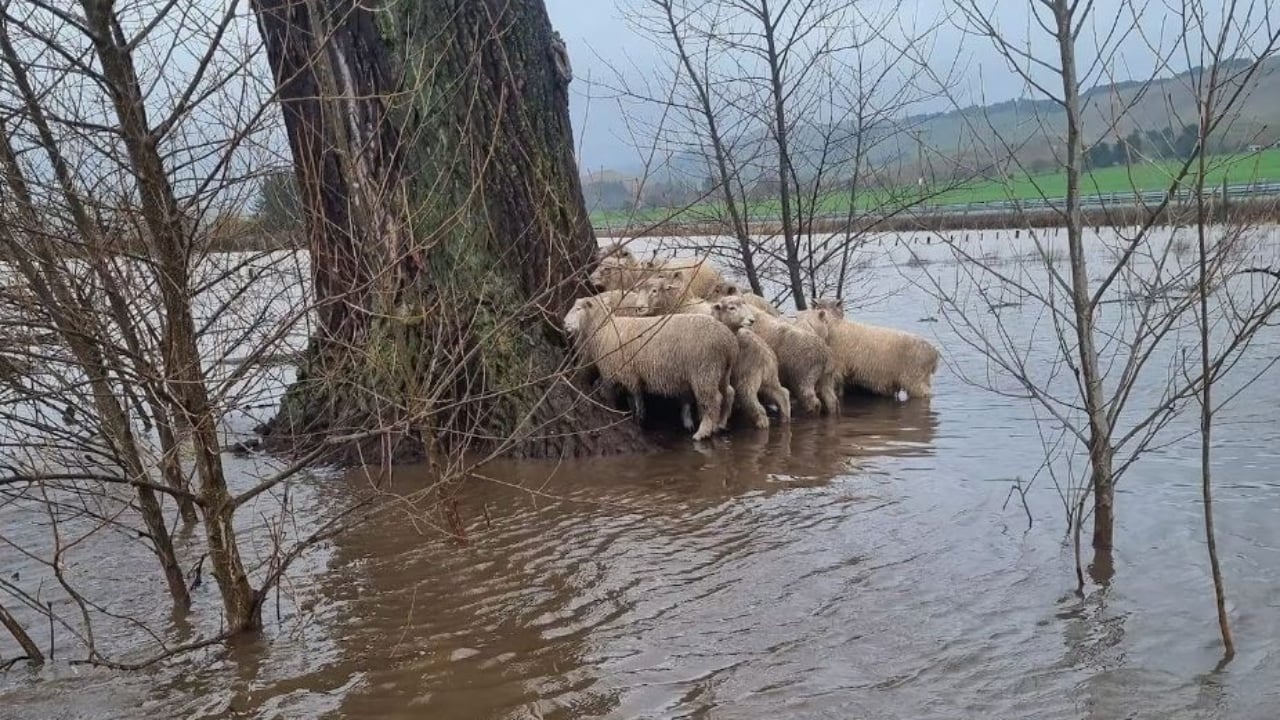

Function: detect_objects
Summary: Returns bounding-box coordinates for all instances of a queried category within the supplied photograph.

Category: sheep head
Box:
[564,296,606,336]
[639,284,662,314]
[646,280,689,312]
[711,296,755,330]
[589,259,629,291]
[811,298,845,319]
[707,281,739,300]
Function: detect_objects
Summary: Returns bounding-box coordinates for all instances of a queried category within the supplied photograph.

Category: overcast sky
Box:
[545,0,1247,172]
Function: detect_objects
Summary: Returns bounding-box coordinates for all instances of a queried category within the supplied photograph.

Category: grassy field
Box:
[591,148,1280,229]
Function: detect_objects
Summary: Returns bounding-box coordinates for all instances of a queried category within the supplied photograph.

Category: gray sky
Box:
[546,0,1249,173]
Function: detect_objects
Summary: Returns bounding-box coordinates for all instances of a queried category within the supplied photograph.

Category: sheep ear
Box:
[818,310,827,320]
[672,270,684,279]
[712,302,722,311]
[727,284,739,295]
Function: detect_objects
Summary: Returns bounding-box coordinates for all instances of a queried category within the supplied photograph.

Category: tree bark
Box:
[251,0,650,462]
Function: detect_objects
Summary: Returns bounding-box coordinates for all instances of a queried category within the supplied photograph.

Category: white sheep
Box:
[802,299,940,399]
[704,281,783,317]
[645,280,714,316]
[596,241,634,264]
[709,302,791,428]
[793,309,829,340]
[590,255,651,291]
[566,296,738,440]
[712,296,838,415]
[644,256,726,299]
[592,287,656,316]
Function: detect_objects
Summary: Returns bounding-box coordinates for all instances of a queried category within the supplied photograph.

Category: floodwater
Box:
[4,228,1280,719]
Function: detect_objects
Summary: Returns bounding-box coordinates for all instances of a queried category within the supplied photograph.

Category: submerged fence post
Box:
[1221,176,1230,222]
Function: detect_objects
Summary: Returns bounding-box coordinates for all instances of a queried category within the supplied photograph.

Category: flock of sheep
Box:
[563,242,941,441]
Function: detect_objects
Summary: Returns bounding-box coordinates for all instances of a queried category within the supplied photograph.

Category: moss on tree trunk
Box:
[252,0,649,462]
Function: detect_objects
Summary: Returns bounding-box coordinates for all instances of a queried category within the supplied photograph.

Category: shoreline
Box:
[593,197,1280,239]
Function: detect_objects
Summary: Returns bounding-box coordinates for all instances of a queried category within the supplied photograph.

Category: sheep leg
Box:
[717,384,736,430]
[715,361,736,431]
[631,389,646,423]
[795,384,821,415]
[681,403,696,432]
[763,381,791,423]
[909,374,934,398]
[598,381,622,410]
[691,386,722,441]
[740,387,769,429]
[818,373,840,415]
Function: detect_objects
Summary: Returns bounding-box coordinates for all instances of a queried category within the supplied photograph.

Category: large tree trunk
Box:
[251,0,650,463]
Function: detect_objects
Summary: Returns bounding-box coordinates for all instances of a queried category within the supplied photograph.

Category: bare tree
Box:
[612,0,952,308]
[1174,0,1280,661]
[911,0,1280,655]
[0,0,354,667]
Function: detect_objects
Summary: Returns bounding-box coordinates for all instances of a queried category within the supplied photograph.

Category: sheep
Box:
[708,301,791,428]
[811,297,844,318]
[596,241,635,264]
[794,309,830,341]
[802,300,940,399]
[711,296,838,415]
[644,256,725,299]
[704,280,783,317]
[590,256,650,291]
[592,286,656,316]
[566,296,737,440]
[646,281,714,316]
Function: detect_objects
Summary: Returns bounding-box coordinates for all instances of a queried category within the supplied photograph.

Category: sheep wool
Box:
[740,293,783,317]
[568,297,738,440]
[806,311,940,399]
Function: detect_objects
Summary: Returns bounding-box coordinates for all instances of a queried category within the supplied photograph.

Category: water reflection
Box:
[263,398,941,720]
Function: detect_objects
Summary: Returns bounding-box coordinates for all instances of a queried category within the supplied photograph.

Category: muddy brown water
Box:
[4,232,1280,718]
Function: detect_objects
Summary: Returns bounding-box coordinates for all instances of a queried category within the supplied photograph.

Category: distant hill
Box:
[918,56,1280,160]
[578,56,1280,209]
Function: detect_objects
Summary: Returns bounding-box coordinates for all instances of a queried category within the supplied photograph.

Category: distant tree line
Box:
[1086,124,1201,169]
[252,170,302,231]
[582,177,637,212]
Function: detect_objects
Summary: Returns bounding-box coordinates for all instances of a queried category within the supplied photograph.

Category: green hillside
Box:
[592,149,1280,229]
